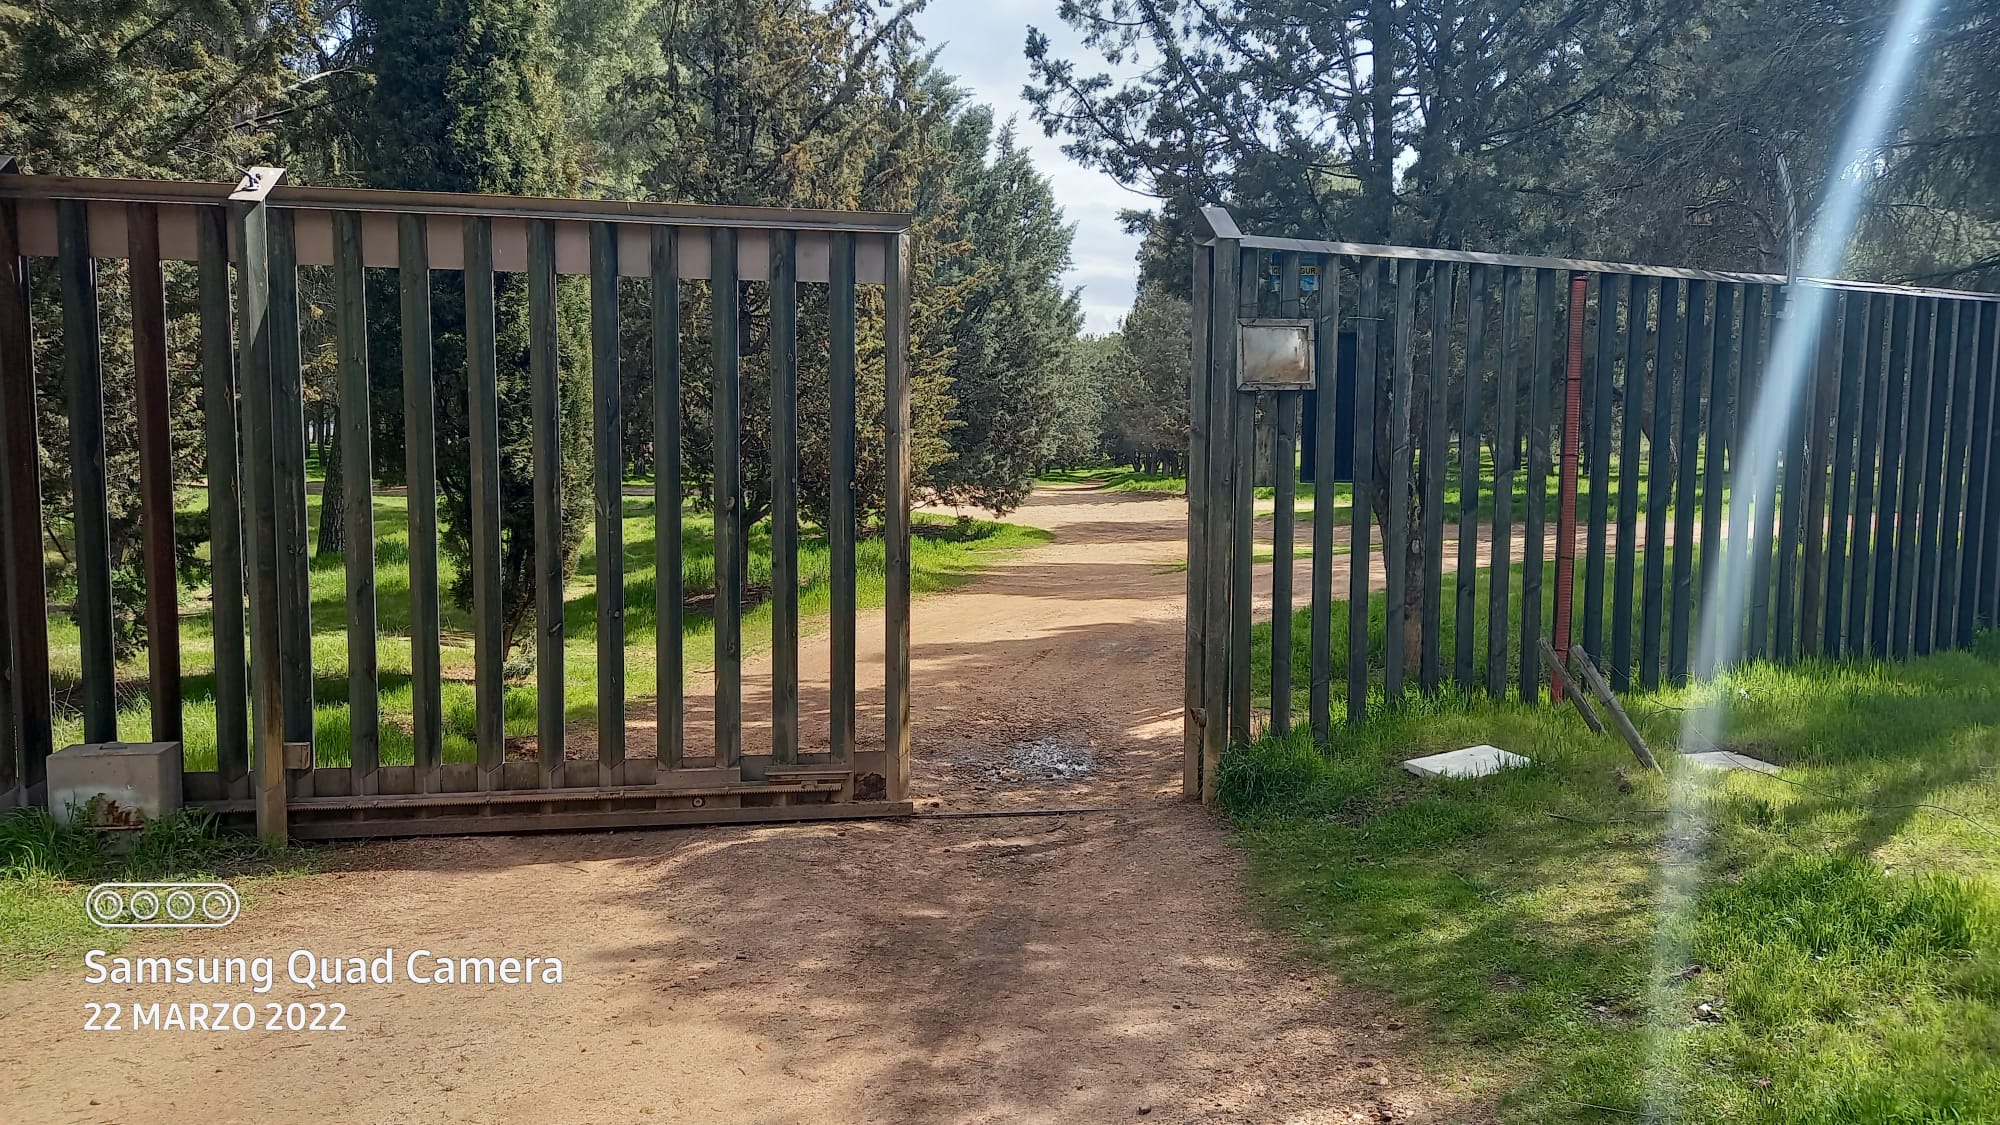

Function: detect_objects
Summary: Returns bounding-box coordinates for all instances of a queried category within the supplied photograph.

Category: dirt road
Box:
[0,484,1457,1125]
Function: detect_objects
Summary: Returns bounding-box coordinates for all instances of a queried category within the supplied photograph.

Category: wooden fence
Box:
[0,167,914,838]
[1185,205,2000,801]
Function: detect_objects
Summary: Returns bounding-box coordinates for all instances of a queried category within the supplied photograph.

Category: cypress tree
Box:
[353,0,590,650]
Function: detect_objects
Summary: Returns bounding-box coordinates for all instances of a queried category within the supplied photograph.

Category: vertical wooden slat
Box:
[1846,295,1888,651]
[197,207,244,787]
[1981,307,2000,628]
[1870,296,1914,657]
[1935,302,1975,649]
[1668,280,1709,683]
[229,188,287,841]
[1521,269,1555,701]
[1960,303,1999,642]
[1641,279,1679,688]
[56,201,115,742]
[589,222,624,776]
[1976,304,1992,632]
[334,213,379,793]
[1186,242,1212,791]
[1271,253,1302,724]
[1913,301,1954,654]
[527,219,564,781]
[884,232,913,804]
[1553,274,1587,681]
[1889,300,1934,659]
[1584,273,1617,663]
[0,180,51,788]
[828,231,856,765]
[0,178,16,794]
[1736,287,1769,662]
[462,218,504,788]
[1229,249,1255,742]
[1696,284,1736,678]
[1348,259,1380,724]
[128,204,181,743]
[267,212,313,751]
[1380,259,1412,705]
[652,227,684,769]
[713,227,744,768]
[1773,294,1808,663]
[1455,264,1486,689]
[1612,277,1649,690]
[770,230,800,766]
[399,215,442,786]
[1824,292,1865,656]
[1798,307,1838,655]
[1488,267,1521,696]
[1307,254,1337,741]
[1421,264,1452,694]
[1747,294,1778,661]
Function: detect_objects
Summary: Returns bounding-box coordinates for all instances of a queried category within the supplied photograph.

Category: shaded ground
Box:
[0,483,1462,1125]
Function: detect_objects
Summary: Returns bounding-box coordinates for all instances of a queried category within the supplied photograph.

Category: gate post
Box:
[229,168,290,843]
[885,231,913,804]
[1194,207,1244,803]
[1184,237,1211,800]
[0,156,52,806]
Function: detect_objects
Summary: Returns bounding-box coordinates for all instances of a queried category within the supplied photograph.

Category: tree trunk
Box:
[317,404,346,556]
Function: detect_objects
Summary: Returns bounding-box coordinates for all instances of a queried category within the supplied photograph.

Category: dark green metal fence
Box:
[1186,205,2000,801]
[0,168,914,838]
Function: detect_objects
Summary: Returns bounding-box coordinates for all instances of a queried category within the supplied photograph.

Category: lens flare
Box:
[1651,0,1944,1110]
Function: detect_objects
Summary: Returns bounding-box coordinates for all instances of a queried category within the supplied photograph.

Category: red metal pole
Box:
[1552,273,1588,700]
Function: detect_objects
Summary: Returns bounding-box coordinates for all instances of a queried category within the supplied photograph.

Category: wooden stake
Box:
[1537,637,1604,734]
[1569,646,1662,772]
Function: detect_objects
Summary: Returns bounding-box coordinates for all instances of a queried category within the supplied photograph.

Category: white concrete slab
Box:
[1402,744,1531,780]
[47,741,183,826]
[1682,750,1782,775]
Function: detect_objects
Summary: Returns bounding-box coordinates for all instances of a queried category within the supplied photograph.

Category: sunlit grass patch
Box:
[1222,620,2000,1122]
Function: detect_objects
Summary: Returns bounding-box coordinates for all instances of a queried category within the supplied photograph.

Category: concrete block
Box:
[1402,744,1530,780]
[47,742,184,827]
[1682,750,1781,775]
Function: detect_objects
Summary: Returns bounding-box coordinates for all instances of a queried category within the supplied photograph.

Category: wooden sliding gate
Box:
[0,167,914,839]
[1186,205,2000,802]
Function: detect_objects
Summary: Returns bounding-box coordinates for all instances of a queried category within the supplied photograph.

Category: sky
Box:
[909,2,1145,334]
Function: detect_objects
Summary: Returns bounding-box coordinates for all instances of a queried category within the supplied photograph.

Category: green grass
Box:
[0,807,315,979]
[46,494,1049,770]
[1041,465,1192,493]
[1223,585,2000,1121]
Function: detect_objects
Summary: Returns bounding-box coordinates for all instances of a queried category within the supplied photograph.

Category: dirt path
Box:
[0,484,1458,1125]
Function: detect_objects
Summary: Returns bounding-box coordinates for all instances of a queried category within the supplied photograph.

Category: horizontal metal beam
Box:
[1234,233,2000,304]
[0,173,911,232]
[11,198,894,284]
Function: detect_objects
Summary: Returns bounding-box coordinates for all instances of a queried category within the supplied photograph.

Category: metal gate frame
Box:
[1185,205,2000,804]
[0,168,914,839]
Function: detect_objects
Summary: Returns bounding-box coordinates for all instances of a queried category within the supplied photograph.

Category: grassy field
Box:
[45,492,1049,769]
[0,807,316,979]
[1224,581,2000,1121]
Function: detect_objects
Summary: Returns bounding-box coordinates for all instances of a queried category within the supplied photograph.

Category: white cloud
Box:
[910,1,1147,334]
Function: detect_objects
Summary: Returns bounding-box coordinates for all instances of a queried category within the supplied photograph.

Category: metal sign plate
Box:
[1236,318,1316,390]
